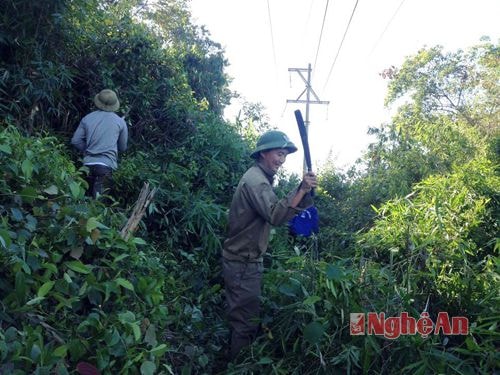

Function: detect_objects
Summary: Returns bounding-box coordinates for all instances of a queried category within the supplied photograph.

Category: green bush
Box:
[0,126,175,374]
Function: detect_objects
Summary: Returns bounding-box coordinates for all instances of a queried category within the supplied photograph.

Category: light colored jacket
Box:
[223,163,313,262]
[71,110,128,170]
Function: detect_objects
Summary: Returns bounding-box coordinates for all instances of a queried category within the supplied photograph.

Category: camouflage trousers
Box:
[222,258,264,360]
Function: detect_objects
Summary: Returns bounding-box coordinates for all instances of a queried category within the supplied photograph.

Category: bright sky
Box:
[189,0,499,175]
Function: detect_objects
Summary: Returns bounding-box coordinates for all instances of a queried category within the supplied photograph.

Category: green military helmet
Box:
[250,130,298,159]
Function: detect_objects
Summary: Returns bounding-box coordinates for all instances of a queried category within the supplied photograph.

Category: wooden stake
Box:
[120,182,157,241]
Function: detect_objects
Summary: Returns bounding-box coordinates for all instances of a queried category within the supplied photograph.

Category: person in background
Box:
[71,89,128,198]
[222,130,317,360]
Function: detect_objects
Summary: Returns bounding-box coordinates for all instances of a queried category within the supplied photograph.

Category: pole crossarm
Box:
[287,99,330,105]
[288,67,325,103]
[286,63,330,173]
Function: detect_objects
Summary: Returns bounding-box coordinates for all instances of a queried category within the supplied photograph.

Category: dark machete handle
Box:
[294,109,314,197]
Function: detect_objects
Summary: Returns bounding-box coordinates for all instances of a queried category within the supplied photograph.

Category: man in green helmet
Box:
[223,130,317,359]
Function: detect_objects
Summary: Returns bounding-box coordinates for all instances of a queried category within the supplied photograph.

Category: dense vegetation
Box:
[1,1,498,374]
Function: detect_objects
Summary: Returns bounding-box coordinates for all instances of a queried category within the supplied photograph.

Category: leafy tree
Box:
[316,42,498,239]
[385,41,499,132]
[233,101,274,150]
[0,0,232,143]
[140,0,233,115]
[0,0,76,132]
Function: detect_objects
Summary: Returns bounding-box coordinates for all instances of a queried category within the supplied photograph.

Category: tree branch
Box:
[120,182,157,241]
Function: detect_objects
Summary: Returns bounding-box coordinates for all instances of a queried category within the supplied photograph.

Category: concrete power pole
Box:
[287,63,329,172]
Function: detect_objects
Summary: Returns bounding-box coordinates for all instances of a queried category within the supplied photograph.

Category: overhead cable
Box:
[313,0,330,73]
[367,0,407,59]
[266,0,279,82]
[299,0,315,54]
[323,0,360,90]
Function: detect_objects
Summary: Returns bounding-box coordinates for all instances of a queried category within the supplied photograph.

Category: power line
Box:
[323,0,360,91]
[305,0,315,33]
[299,0,315,54]
[367,0,407,59]
[266,0,278,81]
[313,0,330,73]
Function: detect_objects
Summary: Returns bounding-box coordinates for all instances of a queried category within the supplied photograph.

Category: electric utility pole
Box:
[287,63,329,172]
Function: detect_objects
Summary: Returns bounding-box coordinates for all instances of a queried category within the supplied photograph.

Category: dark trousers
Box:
[86,164,113,199]
[222,258,263,360]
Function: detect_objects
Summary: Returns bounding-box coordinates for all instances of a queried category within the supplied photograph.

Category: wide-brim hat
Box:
[94,89,120,112]
[250,130,298,159]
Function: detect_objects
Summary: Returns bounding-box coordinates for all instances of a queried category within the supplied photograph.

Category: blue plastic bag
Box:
[288,206,319,237]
